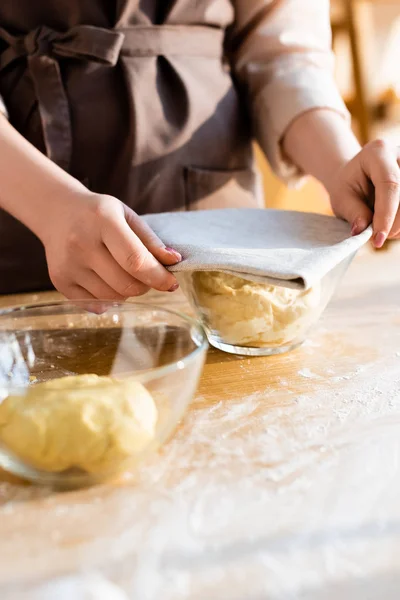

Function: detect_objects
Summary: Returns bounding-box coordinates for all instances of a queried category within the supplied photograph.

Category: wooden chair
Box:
[331,0,371,144]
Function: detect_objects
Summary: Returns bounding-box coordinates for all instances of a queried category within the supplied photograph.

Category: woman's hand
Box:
[39,192,181,301]
[0,117,181,300]
[326,139,400,248]
[282,110,400,249]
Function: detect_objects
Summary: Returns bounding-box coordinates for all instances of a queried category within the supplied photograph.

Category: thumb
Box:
[331,191,373,236]
[123,205,182,266]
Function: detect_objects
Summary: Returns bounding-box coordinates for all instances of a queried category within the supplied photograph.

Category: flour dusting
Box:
[2,247,400,599]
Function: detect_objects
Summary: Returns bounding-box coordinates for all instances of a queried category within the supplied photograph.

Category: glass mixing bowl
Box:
[177,256,354,356]
[0,301,207,487]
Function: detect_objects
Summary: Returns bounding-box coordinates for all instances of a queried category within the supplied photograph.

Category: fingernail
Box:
[165,247,182,262]
[351,218,368,236]
[373,231,386,248]
[168,282,179,293]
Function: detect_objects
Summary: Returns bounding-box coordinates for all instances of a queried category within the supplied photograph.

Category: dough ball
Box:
[191,271,321,347]
[0,374,158,473]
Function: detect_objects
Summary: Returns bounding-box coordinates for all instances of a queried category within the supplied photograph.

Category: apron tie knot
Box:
[0,25,125,171]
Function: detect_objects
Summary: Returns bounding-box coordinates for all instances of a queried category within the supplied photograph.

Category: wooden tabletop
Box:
[1,245,400,599]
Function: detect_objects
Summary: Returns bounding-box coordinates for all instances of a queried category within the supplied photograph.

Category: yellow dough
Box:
[191,271,321,347]
[0,374,158,473]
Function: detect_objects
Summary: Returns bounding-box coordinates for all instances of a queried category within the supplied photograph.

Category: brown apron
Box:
[0,1,261,294]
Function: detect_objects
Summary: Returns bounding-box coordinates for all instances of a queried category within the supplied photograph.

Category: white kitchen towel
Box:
[143,209,372,290]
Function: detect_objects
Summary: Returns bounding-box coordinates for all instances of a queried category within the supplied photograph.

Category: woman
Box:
[0,0,399,298]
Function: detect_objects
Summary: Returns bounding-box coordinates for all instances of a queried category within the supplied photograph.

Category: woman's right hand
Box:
[39,192,181,301]
[0,116,181,300]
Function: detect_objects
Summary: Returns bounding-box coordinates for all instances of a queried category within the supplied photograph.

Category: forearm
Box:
[282,109,361,193]
[0,115,87,239]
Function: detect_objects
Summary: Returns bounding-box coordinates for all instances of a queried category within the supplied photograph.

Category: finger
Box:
[62,284,96,301]
[391,148,400,238]
[379,146,400,240]
[362,140,400,247]
[92,246,150,298]
[389,220,400,238]
[389,206,400,239]
[50,275,96,302]
[103,218,179,292]
[55,283,110,314]
[331,190,373,236]
[76,270,126,300]
[123,206,182,266]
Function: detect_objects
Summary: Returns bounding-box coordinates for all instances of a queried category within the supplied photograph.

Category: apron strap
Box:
[0,24,222,172]
[120,25,223,59]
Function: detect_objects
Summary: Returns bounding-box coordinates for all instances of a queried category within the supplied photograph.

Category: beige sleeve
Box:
[230,0,350,186]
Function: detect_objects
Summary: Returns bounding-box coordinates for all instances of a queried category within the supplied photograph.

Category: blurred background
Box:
[261,0,400,215]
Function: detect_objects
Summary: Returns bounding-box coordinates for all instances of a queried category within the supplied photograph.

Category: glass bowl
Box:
[0,301,207,487]
[177,256,354,356]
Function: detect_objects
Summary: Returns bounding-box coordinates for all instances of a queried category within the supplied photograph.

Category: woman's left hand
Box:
[327,139,400,248]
